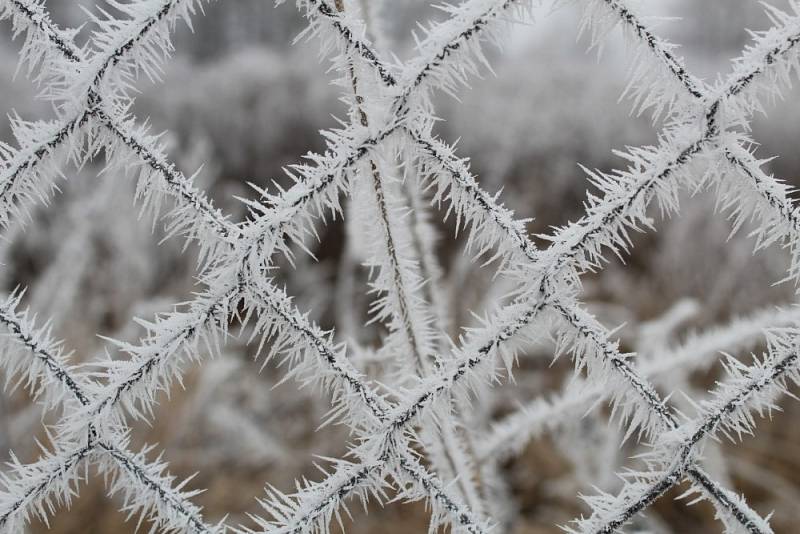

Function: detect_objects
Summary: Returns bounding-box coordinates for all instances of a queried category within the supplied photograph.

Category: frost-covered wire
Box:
[0,290,219,532]
[2,0,800,532]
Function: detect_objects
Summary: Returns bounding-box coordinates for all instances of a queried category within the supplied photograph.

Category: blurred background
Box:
[1,0,800,532]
